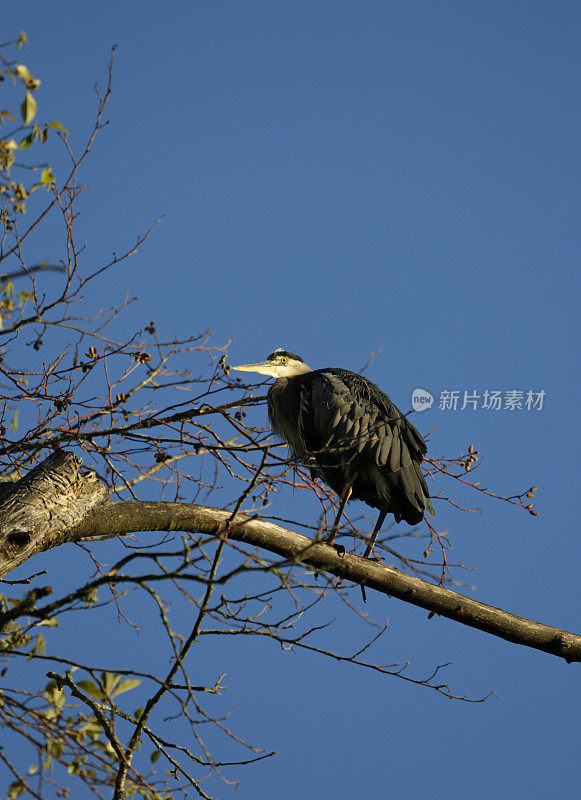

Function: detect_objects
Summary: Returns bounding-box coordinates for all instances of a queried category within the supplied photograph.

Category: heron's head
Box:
[232,348,311,379]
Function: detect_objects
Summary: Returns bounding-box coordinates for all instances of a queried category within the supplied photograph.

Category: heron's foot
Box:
[326,529,337,546]
[324,529,345,556]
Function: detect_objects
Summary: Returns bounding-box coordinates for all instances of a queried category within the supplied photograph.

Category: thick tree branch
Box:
[66,501,581,664]
[0,450,108,578]
[2,452,579,665]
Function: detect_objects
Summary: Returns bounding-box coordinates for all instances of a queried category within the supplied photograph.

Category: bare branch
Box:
[66,500,580,664]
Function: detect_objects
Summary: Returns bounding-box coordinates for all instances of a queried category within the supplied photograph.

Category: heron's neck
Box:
[283,362,312,377]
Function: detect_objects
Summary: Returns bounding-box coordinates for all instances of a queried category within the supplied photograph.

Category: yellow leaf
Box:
[20,91,37,125]
[49,119,68,134]
[15,64,32,83]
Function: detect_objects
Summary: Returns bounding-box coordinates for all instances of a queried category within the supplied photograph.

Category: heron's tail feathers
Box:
[380,463,433,526]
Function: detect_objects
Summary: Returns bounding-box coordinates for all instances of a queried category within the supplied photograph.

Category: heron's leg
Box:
[363,508,388,559]
[360,508,389,602]
[326,477,356,545]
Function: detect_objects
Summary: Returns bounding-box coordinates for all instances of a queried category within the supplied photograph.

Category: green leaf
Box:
[20,91,37,125]
[102,671,121,696]
[19,133,34,150]
[40,168,55,190]
[77,680,105,700]
[79,718,103,742]
[17,32,28,50]
[150,749,161,764]
[28,633,45,658]
[49,119,68,134]
[36,617,58,627]
[45,686,65,713]
[83,587,98,607]
[47,738,65,759]
[7,779,26,799]
[111,678,141,698]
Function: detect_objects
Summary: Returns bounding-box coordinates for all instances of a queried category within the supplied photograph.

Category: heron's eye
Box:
[281,357,287,365]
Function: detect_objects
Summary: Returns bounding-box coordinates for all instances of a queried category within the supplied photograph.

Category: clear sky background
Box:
[2,2,580,798]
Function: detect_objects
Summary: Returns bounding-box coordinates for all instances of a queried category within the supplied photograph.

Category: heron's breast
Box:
[267,380,306,457]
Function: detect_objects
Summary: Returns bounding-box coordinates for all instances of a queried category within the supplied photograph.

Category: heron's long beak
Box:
[231,361,279,377]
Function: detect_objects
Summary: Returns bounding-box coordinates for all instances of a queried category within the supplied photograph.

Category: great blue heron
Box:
[233,348,435,558]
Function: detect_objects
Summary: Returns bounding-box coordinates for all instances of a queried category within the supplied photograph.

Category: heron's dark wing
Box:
[307,369,434,522]
[307,369,418,460]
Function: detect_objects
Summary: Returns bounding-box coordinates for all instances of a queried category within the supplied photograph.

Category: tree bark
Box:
[0,450,108,578]
[1,451,580,664]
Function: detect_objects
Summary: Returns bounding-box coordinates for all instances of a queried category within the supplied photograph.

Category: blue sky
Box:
[2,2,580,797]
